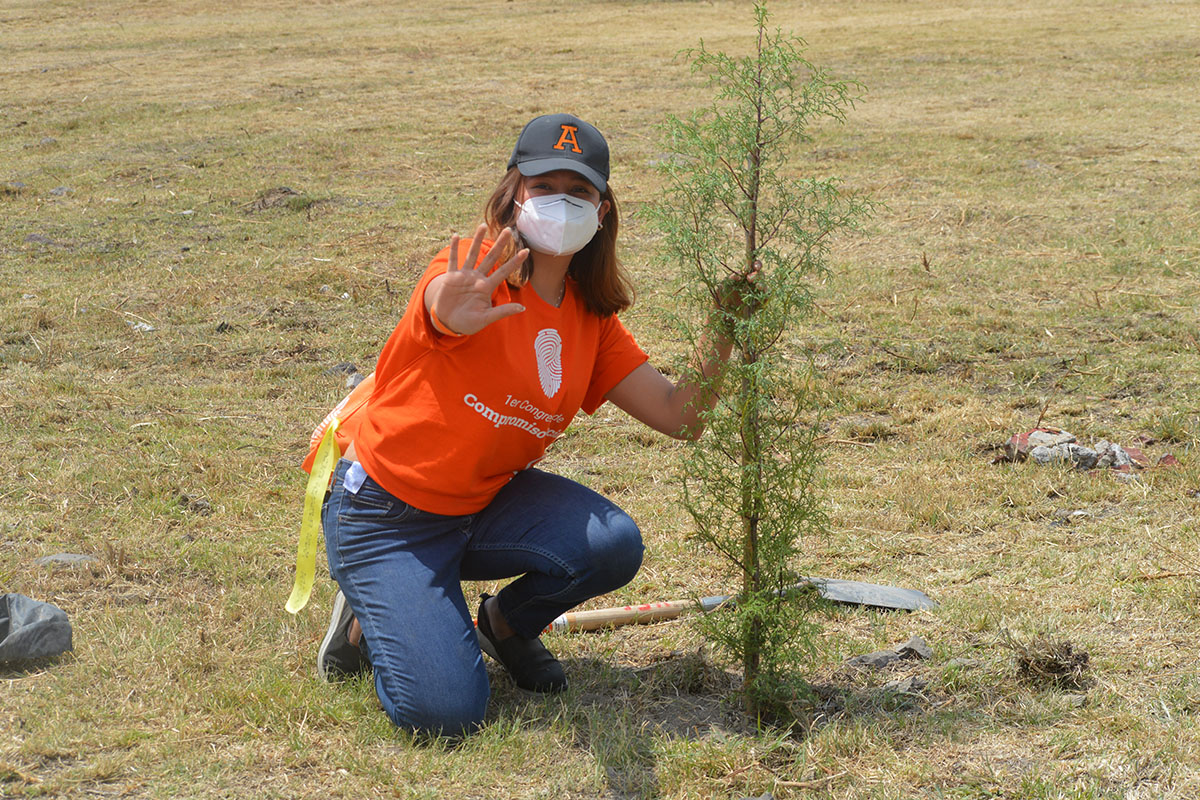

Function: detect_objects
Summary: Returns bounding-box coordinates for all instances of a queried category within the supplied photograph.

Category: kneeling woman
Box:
[317,113,739,735]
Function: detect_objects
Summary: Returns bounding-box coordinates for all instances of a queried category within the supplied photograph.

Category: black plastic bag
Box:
[0,593,73,664]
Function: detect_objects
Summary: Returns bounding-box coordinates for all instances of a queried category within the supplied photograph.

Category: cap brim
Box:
[515,158,606,193]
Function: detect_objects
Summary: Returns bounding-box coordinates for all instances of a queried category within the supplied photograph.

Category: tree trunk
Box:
[740,351,763,714]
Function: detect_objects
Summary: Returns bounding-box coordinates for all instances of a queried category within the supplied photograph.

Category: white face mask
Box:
[515,194,601,256]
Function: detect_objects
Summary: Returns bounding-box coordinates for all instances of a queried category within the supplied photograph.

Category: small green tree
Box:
[650,3,872,721]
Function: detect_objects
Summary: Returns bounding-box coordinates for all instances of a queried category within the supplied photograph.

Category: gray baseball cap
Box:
[507,113,609,192]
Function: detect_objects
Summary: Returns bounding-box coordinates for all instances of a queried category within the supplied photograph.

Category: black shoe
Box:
[317,590,369,682]
[476,594,566,694]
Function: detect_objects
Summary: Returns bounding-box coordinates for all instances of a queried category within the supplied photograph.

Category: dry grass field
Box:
[2,0,1199,797]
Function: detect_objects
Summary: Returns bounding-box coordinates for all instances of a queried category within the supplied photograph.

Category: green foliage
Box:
[649,3,872,721]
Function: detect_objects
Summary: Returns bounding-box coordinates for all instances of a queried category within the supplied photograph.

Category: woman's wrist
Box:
[429,306,466,338]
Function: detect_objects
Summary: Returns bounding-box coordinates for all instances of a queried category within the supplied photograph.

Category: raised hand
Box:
[426,225,528,336]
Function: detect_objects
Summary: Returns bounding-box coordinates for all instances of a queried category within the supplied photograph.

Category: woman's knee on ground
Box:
[586,510,644,592]
[376,665,489,737]
[385,695,488,738]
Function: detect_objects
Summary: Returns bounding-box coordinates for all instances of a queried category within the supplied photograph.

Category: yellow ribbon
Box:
[286,418,340,614]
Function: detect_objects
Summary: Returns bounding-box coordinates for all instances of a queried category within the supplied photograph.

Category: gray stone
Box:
[1068,444,1098,470]
[35,553,98,567]
[1027,430,1076,449]
[1094,441,1133,470]
[49,186,71,196]
[326,362,358,376]
[896,635,933,660]
[345,372,366,390]
[1030,445,1073,465]
[847,650,900,669]
[850,635,933,668]
[1030,445,1052,464]
[946,657,982,669]
[883,676,927,694]
[1032,441,1093,468]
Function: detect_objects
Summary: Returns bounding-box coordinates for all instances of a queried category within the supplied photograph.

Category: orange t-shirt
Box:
[353,241,648,515]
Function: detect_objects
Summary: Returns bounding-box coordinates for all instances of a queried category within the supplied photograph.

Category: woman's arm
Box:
[604,273,757,441]
[604,327,735,442]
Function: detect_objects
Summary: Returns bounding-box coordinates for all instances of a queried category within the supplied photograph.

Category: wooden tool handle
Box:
[543,594,738,633]
[548,599,697,632]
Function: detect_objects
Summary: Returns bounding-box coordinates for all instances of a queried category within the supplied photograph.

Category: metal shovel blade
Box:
[801,576,937,611]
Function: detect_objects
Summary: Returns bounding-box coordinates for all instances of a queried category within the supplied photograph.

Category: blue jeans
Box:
[322,459,644,736]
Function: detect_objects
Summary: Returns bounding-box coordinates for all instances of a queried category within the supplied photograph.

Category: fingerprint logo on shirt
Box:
[534,328,563,399]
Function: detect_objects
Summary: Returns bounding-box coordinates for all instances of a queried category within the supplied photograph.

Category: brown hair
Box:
[483,168,634,317]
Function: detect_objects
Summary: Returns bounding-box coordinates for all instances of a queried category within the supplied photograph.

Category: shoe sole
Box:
[475,594,500,661]
[316,590,351,682]
[476,623,500,661]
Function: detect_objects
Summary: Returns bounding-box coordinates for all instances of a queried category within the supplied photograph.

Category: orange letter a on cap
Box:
[553,125,583,154]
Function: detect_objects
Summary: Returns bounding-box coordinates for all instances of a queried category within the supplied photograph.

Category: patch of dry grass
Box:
[3,0,1199,798]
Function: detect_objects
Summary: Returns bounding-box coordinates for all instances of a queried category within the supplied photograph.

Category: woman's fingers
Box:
[447,234,461,273]
[447,224,488,273]
[485,248,528,290]
[476,226,511,275]
[481,302,526,327]
[461,224,487,275]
